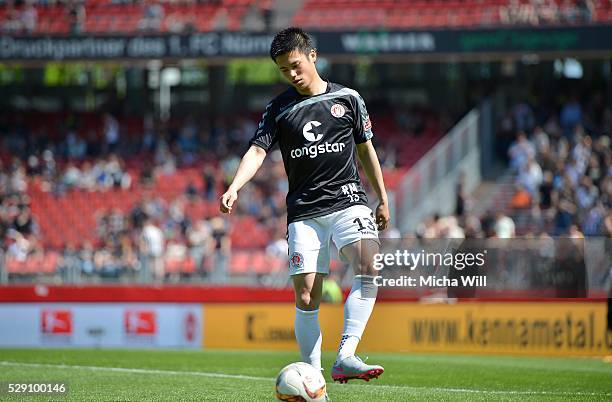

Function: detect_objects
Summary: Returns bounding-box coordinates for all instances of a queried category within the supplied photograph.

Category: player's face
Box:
[275,49,317,92]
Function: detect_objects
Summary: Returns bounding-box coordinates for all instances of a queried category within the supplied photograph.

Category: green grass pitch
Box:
[0,349,610,401]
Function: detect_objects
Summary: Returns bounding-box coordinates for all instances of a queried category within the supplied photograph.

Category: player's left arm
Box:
[356,140,390,231]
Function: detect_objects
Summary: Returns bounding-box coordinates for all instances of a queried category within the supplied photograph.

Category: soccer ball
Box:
[275,362,327,402]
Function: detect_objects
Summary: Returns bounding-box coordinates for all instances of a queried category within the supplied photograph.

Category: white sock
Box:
[336,275,378,362]
[294,307,322,369]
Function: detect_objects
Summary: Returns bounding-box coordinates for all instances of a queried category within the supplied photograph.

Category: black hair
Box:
[269,27,315,61]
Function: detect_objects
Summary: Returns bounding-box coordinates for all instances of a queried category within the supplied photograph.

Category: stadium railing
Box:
[398,109,480,233]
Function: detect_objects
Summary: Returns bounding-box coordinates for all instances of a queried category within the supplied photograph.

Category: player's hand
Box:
[220,189,238,214]
[375,201,390,231]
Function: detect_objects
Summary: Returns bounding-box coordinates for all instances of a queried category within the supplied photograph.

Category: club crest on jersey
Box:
[330,103,346,118]
[290,252,304,269]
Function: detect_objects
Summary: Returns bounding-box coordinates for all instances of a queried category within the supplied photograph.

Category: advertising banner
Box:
[203,302,612,356]
[0,303,202,348]
[1,25,611,61]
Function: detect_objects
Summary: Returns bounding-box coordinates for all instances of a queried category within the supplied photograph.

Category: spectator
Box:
[508,132,535,172]
[139,1,165,32]
[94,240,121,278]
[561,0,579,23]
[140,216,165,282]
[12,208,35,236]
[65,130,87,159]
[187,220,213,274]
[517,157,543,196]
[455,172,468,217]
[9,163,28,194]
[62,162,81,191]
[513,101,535,132]
[494,211,516,238]
[554,187,577,235]
[3,6,22,33]
[209,217,230,283]
[103,114,120,154]
[260,0,274,31]
[106,154,131,189]
[66,0,85,34]
[560,97,582,139]
[154,140,176,175]
[129,201,147,230]
[212,7,229,31]
[21,1,38,33]
[78,162,96,191]
[565,158,582,188]
[185,181,198,199]
[167,196,189,237]
[575,176,598,211]
[532,126,550,154]
[586,154,603,188]
[164,237,188,280]
[266,235,288,259]
[583,201,606,236]
[79,241,95,276]
[536,0,560,24]
[463,215,483,238]
[573,134,592,169]
[6,230,30,262]
[569,224,584,239]
[437,215,465,238]
[539,171,554,210]
[59,243,80,282]
[202,165,217,201]
[139,161,155,186]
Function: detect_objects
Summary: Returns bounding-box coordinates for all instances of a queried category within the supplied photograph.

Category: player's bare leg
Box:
[332,239,384,383]
[293,272,325,370]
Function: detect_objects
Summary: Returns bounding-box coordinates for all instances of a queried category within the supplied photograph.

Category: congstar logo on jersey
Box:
[290,121,346,159]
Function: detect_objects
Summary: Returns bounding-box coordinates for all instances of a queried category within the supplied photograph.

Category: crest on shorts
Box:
[330,103,346,118]
[290,252,304,269]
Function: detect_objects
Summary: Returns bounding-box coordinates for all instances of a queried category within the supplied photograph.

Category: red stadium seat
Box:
[6,258,25,274]
[229,251,251,274]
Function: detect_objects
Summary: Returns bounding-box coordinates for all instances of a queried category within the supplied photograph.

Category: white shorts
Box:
[287,205,379,276]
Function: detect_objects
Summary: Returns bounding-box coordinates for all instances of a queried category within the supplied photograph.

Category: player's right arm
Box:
[219,145,267,214]
[221,99,278,214]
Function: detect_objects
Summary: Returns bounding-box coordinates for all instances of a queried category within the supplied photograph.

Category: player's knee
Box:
[296,289,318,310]
[350,256,376,276]
[361,258,378,276]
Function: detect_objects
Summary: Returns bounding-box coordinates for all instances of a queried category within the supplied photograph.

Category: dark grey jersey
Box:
[250,81,374,224]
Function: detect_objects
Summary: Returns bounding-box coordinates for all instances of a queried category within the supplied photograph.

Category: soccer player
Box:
[219,27,389,383]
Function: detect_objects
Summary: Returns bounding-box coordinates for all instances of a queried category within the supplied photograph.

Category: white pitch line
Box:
[1,361,610,398]
[0,361,268,382]
[338,382,612,397]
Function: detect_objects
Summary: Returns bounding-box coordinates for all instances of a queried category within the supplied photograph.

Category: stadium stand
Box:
[503,99,612,237]
[0,0,270,34]
[0,105,443,281]
[415,95,612,240]
[2,0,611,35]
[3,85,611,281]
[0,1,609,287]
[293,0,612,30]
